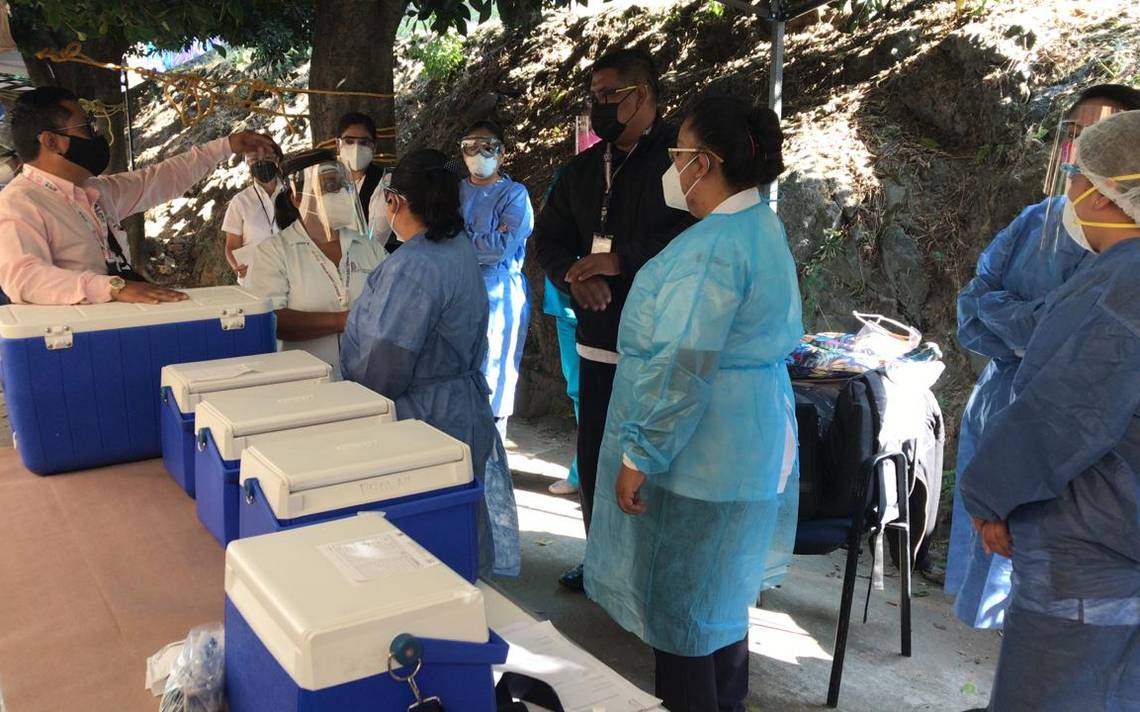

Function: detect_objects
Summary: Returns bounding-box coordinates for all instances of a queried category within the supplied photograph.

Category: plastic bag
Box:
[159,623,225,712]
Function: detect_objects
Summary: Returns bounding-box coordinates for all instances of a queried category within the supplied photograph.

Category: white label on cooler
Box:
[319,531,441,583]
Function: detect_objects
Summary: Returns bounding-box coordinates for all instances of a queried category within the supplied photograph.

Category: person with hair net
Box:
[959,109,1140,710]
[245,150,386,379]
[584,95,801,709]
[341,149,520,578]
[946,84,1140,630]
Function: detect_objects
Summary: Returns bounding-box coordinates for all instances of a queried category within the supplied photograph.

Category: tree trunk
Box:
[498,0,542,35]
[309,0,406,159]
[13,30,145,267]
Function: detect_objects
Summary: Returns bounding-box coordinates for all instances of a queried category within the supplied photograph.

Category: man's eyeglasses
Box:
[51,118,101,138]
[586,85,639,107]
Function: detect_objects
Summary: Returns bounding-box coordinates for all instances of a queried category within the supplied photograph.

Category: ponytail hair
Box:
[684,95,785,190]
[389,148,463,242]
[274,190,299,231]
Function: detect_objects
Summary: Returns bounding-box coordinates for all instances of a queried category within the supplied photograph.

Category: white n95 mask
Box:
[318,191,360,232]
[661,155,701,213]
[340,143,373,172]
[1062,199,1094,253]
[464,154,498,180]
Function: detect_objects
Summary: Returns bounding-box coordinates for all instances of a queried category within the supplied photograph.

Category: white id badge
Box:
[591,234,613,254]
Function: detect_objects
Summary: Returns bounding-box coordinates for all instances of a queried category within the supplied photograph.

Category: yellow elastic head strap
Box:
[1071,172,1140,229]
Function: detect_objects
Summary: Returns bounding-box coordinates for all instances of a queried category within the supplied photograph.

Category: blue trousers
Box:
[554,316,580,487]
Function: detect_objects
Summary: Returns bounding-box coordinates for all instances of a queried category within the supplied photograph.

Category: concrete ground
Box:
[499,415,999,712]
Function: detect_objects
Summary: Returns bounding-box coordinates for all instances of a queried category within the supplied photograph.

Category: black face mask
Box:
[61,133,111,176]
[251,160,278,183]
[589,102,626,144]
[589,89,642,144]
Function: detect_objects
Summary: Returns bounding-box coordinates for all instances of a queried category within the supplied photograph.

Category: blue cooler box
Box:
[193,380,396,546]
[225,513,507,712]
[159,350,332,497]
[239,418,481,582]
[0,287,275,475]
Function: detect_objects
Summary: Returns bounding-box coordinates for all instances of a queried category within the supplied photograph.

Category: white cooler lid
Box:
[240,419,473,519]
[0,286,272,338]
[161,350,332,413]
[196,380,394,441]
[225,513,488,690]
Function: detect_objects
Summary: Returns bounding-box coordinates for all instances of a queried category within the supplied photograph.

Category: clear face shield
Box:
[1040,102,1123,255]
[289,160,367,242]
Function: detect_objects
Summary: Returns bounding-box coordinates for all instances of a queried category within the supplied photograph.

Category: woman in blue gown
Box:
[946,84,1139,629]
[457,121,534,442]
[960,109,1140,711]
[584,95,802,710]
[341,149,520,577]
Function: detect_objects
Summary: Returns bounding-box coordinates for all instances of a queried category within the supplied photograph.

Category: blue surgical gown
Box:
[584,197,803,657]
[459,177,534,419]
[960,237,1140,710]
[340,232,521,576]
[946,197,1089,629]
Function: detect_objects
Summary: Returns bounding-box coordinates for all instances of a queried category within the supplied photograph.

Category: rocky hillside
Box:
[131,0,1140,459]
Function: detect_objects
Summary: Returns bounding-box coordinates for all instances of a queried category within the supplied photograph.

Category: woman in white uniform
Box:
[246,149,386,378]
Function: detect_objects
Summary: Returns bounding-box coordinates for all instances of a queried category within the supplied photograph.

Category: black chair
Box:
[791,375,914,708]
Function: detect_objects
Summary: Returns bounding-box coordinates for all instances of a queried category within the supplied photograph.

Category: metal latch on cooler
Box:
[219,308,245,331]
[43,326,73,350]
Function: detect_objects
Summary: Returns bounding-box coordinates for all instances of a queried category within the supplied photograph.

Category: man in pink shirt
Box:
[0,86,278,305]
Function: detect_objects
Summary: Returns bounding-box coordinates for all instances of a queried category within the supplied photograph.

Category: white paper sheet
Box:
[495,620,663,712]
[231,242,260,271]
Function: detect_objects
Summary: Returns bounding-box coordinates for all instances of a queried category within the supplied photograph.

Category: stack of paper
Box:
[495,620,663,712]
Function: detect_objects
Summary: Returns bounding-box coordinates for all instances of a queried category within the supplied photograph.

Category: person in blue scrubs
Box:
[457,121,534,442]
[341,148,520,577]
[584,95,802,710]
[960,109,1140,711]
[946,84,1140,629]
[543,274,581,494]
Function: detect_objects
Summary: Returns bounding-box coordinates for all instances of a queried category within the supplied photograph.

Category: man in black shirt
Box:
[535,48,694,591]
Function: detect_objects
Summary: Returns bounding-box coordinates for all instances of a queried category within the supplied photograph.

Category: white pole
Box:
[768,14,785,212]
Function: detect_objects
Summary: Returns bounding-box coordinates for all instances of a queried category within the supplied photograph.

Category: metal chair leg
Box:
[827,530,862,707]
[889,451,913,658]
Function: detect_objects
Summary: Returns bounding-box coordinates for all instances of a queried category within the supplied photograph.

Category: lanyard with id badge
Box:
[35,175,146,281]
[591,142,635,256]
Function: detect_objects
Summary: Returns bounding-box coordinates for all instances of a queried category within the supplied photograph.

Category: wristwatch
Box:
[108,276,126,300]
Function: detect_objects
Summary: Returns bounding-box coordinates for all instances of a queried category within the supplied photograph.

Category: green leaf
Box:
[961,683,978,695]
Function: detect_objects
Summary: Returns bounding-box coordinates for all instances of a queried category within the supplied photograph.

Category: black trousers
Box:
[576,357,617,536]
[654,637,750,712]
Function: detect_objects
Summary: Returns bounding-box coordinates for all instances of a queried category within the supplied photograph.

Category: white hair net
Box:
[1076,110,1140,224]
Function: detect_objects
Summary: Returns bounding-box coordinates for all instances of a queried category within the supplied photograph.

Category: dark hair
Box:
[10,87,78,162]
[591,48,661,100]
[463,119,505,145]
[1070,84,1140,114]
[389,148,463,242]
[336,111,377,139]
[273,148,337,230]
[684,95,784,190]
